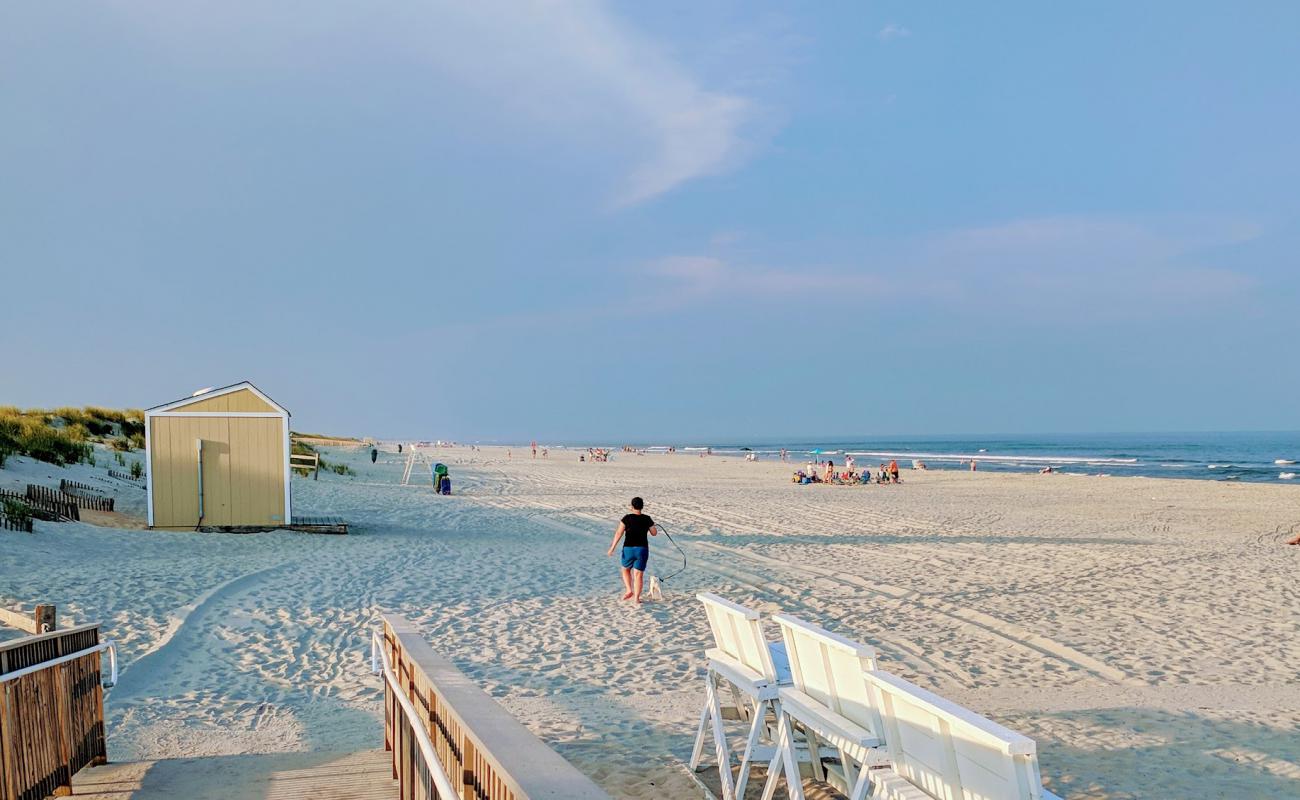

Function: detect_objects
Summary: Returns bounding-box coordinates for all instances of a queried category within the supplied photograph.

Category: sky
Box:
[2,2,1298,442]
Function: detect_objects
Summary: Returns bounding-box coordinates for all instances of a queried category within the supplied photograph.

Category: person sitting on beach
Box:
[606,497,657,603]
[878,463,888,484]
[860,469,872,484]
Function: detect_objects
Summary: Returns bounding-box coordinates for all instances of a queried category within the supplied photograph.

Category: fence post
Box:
[54,660,73,796]
[35,605,56,634]
[0,680,14,800]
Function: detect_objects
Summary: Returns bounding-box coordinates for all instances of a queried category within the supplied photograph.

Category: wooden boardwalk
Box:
[70,749,396,799]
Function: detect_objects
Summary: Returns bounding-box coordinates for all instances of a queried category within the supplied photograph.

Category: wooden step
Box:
[71,749,396,799]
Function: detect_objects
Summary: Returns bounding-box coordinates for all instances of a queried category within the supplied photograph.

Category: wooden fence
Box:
[107,470,143,486]
[0,606,55,636]
[57,480,102,496]
[0,489,77,523]
[293,436,367,448]
[378,614,609,800]
[28,484,112,514]
[290,453,321,481]
[0,624,109,800]
[0,514,32,534]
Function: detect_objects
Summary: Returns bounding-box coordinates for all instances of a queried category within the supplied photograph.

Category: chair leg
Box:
[729,682,750,721]
[803,724,826,782]
[734,698,766,800]
[707,676,737,800]
[780,713,807,800]
[689,695,711,771]
[849,760,873,800]
[760,725,785,800]
[761,711,805,800]
[838,746,858,793]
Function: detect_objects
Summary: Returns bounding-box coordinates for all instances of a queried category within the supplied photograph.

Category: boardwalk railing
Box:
[0,604,56,635]
[372,614,610,800]
[0,624,118,800]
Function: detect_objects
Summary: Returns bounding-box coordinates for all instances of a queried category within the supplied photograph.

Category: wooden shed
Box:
[145,382,291,529]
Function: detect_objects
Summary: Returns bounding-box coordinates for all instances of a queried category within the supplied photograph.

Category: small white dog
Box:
[646,574,663,601]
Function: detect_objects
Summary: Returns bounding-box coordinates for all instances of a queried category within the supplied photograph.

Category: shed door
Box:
[226,417,285,526]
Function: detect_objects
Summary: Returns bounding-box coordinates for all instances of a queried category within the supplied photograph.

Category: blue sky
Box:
[3,2,1297,441]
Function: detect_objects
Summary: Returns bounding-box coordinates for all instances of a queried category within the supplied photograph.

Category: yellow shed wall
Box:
[150,416,285,528]
[168,388,278,413]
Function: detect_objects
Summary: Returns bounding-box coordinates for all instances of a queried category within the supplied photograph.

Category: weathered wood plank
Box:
[0,625,105,800]
[70,750,398,799]
[381,614,609,800]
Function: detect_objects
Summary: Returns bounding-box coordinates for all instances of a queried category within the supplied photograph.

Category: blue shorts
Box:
[620,546,649,571]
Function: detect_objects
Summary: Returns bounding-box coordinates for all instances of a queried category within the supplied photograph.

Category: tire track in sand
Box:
[477,490,1136,686]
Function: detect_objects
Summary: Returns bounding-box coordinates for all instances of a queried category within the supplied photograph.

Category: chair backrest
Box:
[864,670,1049,800]
[697,593,778,684]
[772,614,882,736]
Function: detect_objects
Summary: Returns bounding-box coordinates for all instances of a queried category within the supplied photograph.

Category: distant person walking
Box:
[531,440,537,459]
[370,447,378,464]
[397,443,402,454]
[606,497,657,604]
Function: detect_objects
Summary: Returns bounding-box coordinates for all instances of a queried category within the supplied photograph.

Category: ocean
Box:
[669,432,1300,484]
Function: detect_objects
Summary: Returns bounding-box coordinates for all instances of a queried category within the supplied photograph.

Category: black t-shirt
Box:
[621,513,654,548]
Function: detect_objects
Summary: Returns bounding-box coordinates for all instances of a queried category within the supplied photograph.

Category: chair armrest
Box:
[778,687,881,751]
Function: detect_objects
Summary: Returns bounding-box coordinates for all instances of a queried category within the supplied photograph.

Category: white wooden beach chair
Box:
[690,593,792,800]
[863,670,1064,800]
[761,614,885,800]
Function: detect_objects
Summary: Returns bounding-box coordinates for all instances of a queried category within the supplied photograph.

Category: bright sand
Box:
[2,446,1299,798]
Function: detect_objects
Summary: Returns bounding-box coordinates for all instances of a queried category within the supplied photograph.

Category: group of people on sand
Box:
[581,448,610,462]
[793,457,902,485]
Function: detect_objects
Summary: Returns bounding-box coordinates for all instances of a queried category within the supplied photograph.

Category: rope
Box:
[656,522,688,583]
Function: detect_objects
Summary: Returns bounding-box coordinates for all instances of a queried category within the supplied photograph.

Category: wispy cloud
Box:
[877,23,911,42]
[638,216,1262,321]
[417,1,756,206]
[643,255,885,303]
[918,216,1260,316]
[108,0,759,207]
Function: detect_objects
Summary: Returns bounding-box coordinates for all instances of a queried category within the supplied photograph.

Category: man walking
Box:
[607,497,657,603]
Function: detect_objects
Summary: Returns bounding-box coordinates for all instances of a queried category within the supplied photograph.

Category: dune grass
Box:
[0,405,145,466]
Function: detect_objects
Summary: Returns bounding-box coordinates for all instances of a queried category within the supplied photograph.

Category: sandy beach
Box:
[2,445,1299,798]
